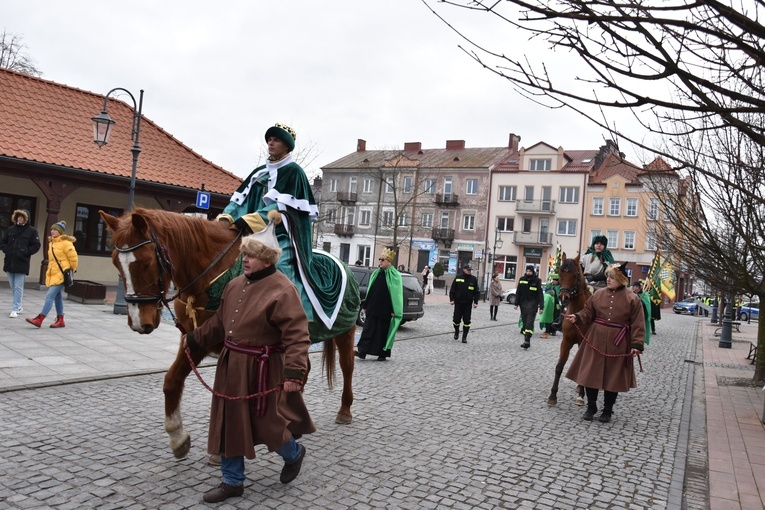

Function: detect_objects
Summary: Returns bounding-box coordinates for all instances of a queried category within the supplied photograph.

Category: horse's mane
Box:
[109,208,238,261]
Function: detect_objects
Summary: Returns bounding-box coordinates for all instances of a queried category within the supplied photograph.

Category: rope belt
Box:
[593,317,630,347]
[224,339,285,416]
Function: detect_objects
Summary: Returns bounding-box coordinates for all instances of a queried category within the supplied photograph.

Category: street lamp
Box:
[492,227,504,276]
[92,88,144,212]
[92,88,144,314]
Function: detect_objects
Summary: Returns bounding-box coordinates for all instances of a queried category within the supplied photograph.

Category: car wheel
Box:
[674,310,681,314]
[357,308,367,327]
[506,294,515,305]
[739,312,748,321]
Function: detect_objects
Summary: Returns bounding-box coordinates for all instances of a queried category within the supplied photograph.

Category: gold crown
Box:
[380,247,396,262]
[274,123,296,141]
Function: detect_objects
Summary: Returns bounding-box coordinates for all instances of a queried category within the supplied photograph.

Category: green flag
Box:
[643,250,663,305]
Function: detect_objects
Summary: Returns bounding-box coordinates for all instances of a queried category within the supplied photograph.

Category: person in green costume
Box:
[214,123,352,335]
[540,274,561,338]
[581,235,614,291]
[632,280,652,346]
[355,248,403,361]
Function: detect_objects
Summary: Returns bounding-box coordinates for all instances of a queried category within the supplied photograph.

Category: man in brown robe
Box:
[184,223,315,503]
[564,264,645,423]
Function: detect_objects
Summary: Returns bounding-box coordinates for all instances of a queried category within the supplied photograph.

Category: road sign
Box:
[196,191,211,210]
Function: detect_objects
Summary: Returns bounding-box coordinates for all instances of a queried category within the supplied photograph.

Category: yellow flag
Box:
[660,259,676,300]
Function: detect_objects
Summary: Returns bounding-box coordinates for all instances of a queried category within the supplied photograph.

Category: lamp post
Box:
[92,88,144,315]
[492,227,503,276]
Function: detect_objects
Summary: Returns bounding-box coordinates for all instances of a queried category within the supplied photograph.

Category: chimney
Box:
[508,133,521,151]
[404,142,422,152]
[446,140,465,150]
[357,139,366,152]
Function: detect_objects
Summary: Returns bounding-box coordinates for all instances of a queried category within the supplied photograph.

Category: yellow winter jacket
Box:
[45,235,78,286]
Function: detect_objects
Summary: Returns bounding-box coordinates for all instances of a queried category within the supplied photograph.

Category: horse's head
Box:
[100,210,172,334]
[557,253,583,310]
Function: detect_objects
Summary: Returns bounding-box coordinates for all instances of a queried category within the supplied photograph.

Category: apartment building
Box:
[318,136,520,285]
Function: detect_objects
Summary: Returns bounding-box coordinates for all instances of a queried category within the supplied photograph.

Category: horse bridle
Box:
[558,269,582,299]
[116,226,175,306]
[116,226,242,312]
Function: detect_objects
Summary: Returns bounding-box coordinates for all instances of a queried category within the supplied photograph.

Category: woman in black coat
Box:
[1,209,41,317]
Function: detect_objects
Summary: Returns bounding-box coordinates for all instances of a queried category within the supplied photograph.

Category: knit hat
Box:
[265,123,296,152]
[379,247,396,263]
[11,209,29,223]
[605,263,629,287]
[51,221,67,234]
[240,222,282,265]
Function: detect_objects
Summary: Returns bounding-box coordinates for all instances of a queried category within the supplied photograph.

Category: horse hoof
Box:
[575,397,586,406]
[172,435,191,459]
[335,413,352,425]
[547,399,558,406]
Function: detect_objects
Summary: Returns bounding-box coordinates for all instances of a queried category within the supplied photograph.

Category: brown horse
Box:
[546,253,590,406]
[99,208,358,459]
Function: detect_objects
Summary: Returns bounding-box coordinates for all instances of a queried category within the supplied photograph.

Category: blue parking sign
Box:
[196,191,211,210]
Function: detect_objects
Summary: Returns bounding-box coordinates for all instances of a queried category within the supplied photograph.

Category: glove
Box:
[233,217,253,234]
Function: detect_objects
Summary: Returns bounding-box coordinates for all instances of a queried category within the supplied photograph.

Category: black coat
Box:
[1,223,41,275]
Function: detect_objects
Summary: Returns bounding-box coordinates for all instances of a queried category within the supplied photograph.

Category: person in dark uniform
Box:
[515,265,544,349]
[449,264,480,343]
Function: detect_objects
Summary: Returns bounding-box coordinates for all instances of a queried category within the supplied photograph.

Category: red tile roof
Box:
[0,69,241,195]
[589,152,645,183]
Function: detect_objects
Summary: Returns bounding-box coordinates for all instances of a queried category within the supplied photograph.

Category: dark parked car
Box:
[739,302,759,322]
[673,300,698,315]
[350,267,425,327]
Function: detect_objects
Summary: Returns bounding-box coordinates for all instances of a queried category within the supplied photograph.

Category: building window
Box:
[329,179,338,192]
[349,177,357,193]
[440,212,450,228]
[363,179,373,193]
[360,210,371,226]
[382,210,394,226]
[466,179,478,195]
[499,186,517,201]
[322,241,331,252]
[608,197,621,216]
[559,187,580,204]
[646,230,657,250]
[522,218,532,233]
[438,249,450,269]
[342,206,355,225]
[592,197,604,216]
[589,229,602,243]
[0,192,37,241]
[403,176,413,194]
[624,231,636,250]
[357,245,371,266]
[497,217,514,232]
[75,203,123,255]
[385,178,394,194]
[398,212,410,226]
[607,230,618,250]
[422,212,433,228]
[462,214,475,231]
[327,209,337,223]
[423,179,436,194]
[530,159,551,171]
[648,198,659,220]
[443,177,453,198]
[557,219,577,236]
[524,186,534,202]
[494,255,518,281]
[626,197,638,217]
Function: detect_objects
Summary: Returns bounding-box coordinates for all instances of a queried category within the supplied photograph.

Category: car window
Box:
[401,275,421,292]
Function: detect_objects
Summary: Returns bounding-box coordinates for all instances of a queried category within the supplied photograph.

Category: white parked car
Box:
[501,288,517,304]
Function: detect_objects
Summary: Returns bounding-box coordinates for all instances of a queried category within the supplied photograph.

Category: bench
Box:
[748,342,757,365]
[714,321,742,336]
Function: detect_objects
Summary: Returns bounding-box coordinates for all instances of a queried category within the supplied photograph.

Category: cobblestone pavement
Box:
[0,290,712,509]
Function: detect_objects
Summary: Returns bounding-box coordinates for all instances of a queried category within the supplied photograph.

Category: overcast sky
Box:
[3,0,643,180]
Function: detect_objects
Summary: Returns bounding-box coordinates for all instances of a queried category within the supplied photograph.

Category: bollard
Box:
[718,318,733,348]
[113,274,127,315]
[711,303,718,324]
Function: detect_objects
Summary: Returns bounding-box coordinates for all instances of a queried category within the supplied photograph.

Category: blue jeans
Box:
[219,437,300,486]
[7,272,26,312]
[41,284,64,317]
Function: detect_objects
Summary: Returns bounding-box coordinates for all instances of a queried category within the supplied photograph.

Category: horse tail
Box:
[322,337,337,390]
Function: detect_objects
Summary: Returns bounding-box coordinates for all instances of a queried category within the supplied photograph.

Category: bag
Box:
[63,268,74,288]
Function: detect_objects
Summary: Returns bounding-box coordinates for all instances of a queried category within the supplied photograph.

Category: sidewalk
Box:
[1,284,764,508]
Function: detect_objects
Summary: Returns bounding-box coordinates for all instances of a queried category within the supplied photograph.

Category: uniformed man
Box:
[515,265,544,349]
[449,264,480,343]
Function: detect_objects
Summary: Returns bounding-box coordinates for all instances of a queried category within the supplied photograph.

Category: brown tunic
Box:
[565,286,645,393]
[189,267,316,458]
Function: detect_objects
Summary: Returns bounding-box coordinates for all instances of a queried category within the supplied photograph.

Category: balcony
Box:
[435,193,460,207]
[336,191,357,204]
[513,231,553,246]
[431,227,455,242]
[334,224,355,237]
[515,200,556,214]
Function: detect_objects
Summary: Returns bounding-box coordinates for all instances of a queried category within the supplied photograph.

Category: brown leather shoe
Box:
[202,482,243,503]
[280,444,306,484]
